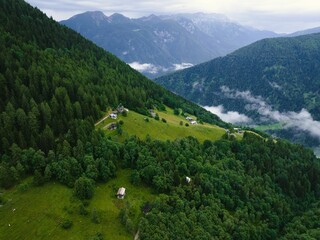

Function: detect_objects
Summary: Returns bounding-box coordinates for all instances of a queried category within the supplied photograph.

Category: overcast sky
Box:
[26,0,320,33]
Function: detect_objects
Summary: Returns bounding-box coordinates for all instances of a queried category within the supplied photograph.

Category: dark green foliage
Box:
[173,108,180,115]
[74,177,94,200]
[91,208,101,224]
[118,136,320,239]
[91,232,104,240]
[78,203,89,216]
[61,219,73,229]
[154,114,160,121]
[119,208,134,234]
[161,118,167,123]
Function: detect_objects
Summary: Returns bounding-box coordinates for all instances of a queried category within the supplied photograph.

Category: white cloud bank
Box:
[129,62,161,74]
[204,105,252,124]
[173,63,194,71]
[129,62,193,75]
[220,86,320,140]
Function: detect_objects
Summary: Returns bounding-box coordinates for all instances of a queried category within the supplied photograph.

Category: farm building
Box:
[109,113,117,119]
[117,187,126,199]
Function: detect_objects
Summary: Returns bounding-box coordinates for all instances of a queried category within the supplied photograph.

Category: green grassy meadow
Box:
[0,170,155,240]
[96,107,231,142]
[255,122,284,131]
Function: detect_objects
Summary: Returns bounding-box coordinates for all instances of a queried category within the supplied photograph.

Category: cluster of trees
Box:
[117,134,320,239]
[0,130,118,189]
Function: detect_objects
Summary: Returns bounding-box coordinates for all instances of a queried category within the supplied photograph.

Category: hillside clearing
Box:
[0,170,154,240]
[96,107,235,142]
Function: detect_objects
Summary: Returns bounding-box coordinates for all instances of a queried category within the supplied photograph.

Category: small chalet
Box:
[186,116,193,121]
[109,113,117,119]
[117,104,129,113]
[117,187,126,199]
[190,120,197,125]
[186,176,191,184]
[149,109,156,118]
[106,122,117,131]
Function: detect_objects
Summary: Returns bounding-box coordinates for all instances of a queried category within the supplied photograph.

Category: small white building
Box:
[186,116,193,121]
[109,113,117,119]
[186,176,191,184]
[190,121,197,125]
[117,187,126,199]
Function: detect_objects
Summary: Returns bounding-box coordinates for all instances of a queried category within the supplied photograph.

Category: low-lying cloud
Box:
[204,105,252,124]
[221,86,320,140]
[129,62,161,74]
[173,63,194,71]
[129,62,193,75]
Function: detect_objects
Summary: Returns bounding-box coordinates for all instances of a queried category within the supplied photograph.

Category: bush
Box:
[91,232,104,240]
[144,118,149,122]
[162,118,167,123]
[155,114,160,120]
[74,177,94,200]
[185,123,189,127]
[79,203,89,216]
[61,219,73,229]
[122,111,127,117]
[179,121,183,126]
[174,108,180,115]
[119,120,124,125]
[17,182,31,192]
[0,195,6,205]
[92,208,101,224]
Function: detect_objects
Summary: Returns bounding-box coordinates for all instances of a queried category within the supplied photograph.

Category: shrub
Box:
[185,123,189,127]
[74,177,94,200]
[91,232,104,240]
[61,219,73,229]
[162,118,167,123]
[92,208,101,224]
[79,203,89,216]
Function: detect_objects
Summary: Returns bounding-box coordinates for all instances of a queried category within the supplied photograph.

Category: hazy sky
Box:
[26,0,320,33]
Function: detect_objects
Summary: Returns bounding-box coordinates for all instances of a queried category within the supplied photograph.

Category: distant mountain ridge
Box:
[61,11,278,77]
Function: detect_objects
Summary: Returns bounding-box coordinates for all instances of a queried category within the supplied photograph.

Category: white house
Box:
[186,116,193,121]
[117,187,126,199]
[186,176,191,184]
[109,113,117,119]
[190,121,197,125]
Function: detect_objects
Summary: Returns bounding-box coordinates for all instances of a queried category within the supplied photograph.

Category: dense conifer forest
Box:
[1,1,320,239]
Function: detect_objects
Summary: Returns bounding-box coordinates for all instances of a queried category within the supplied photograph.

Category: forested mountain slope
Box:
[156,33,320,147]
[1,1,320,240]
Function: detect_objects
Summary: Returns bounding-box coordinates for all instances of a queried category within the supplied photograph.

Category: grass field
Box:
[96,107,233,142]
[254,122,284,131]
[0,170,155,240]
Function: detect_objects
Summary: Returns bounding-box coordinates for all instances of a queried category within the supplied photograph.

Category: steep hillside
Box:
[156,33,320,147]
[61,11,277,78]
[0,0,226,157]
[2,1,320,240]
